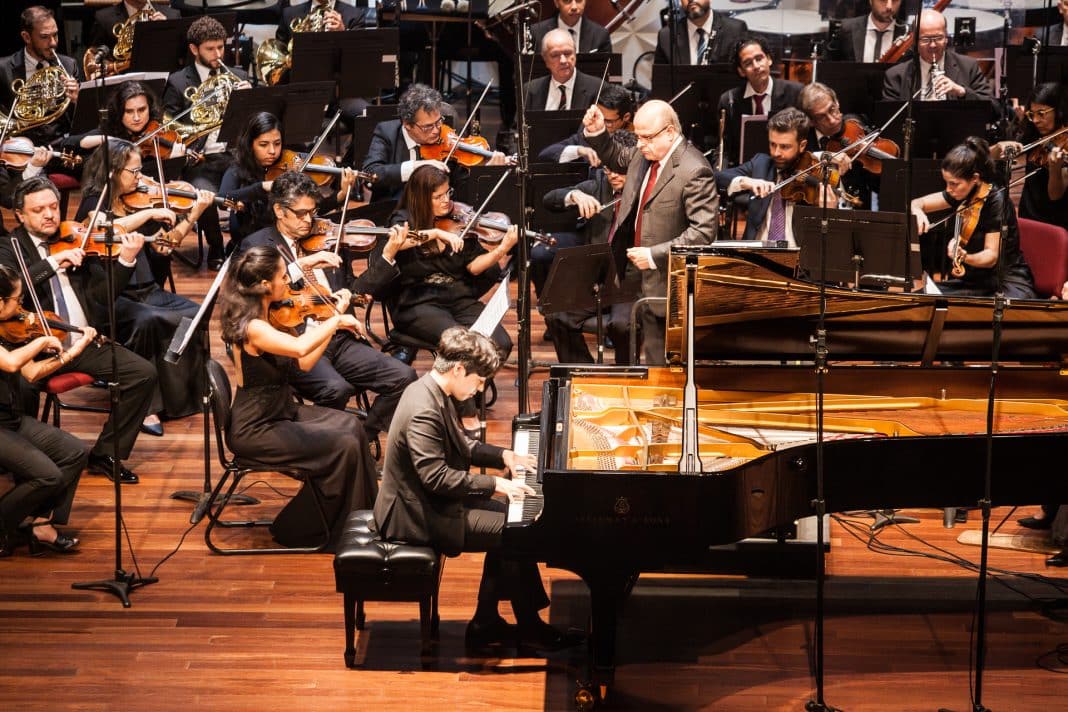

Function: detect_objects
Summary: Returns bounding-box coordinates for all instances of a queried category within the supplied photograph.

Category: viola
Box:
[267,286,366,332]
[0,136,81,169]
[134,120,202,163]
[0,308,82,345]
[418,125,516,167]
[776,153,855,208]
[950,182,992,278]
[1034,129,1068,169]
[297,218,430,253]
[435,200,556,247]
[121,175,239,213]
[823,118,900,176]
[265,149,377,187]
[50,220,167,258]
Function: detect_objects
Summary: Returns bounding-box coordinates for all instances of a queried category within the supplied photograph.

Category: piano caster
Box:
[574,683,605,711]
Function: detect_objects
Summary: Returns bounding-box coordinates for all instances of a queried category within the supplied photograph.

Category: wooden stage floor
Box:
[1,219,1067,712]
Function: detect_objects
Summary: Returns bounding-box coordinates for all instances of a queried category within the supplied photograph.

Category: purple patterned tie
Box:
[768,183,786,242]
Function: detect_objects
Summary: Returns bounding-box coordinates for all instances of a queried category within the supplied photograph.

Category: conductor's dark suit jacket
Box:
[833,14,906,62]
[0,50,82,147]
[717,78,803,168]
[715,152,779,242]
[654,14,748,65]
[277,1,371,45]
[881,49,997,115]
[373,374,505,556]
[530,15,613,54]
[523,69,602,113]
[88,2,181,50]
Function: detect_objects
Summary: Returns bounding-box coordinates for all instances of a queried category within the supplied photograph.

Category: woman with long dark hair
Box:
[911,137,1037,299]
[0,264,90,557]
[1002,83,1067,228]
[218,111,358,247]
[216,245,377,548]
[67,80,183,163]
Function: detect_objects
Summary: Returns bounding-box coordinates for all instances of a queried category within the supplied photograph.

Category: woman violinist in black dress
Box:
[217,245,377,548]
[911,137,1038,299]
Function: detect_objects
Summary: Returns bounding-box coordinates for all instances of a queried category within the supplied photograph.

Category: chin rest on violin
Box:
[267,285,367,332]
[435,200,555,247]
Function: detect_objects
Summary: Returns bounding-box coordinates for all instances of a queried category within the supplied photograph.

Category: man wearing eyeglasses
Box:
[881,9,994,110]
[582,100,718,365]
[363,83,507,204]
[236,171,416,442]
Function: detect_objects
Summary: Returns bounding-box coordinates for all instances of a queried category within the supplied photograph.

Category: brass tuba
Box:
[254,0,335,86]
[83,0,158,78]
[4,65,70,135]
[172,64,243,143]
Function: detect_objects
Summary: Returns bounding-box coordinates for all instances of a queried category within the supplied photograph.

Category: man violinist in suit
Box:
[832,0,905,62]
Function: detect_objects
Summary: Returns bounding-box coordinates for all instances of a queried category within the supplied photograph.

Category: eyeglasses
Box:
[602,113,624,127]
[433,187,455,202]
[283,205,318,220]
[1026,107,1054,121]
[635,124,670,143]
[1,294,21,303]
[918,35,947,45]
[413,117,444,132]
[810,104,841,122]
[123,167,142,176]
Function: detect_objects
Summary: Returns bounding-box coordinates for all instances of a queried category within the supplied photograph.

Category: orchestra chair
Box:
[40,372,109,428]
[333,509,444,665]
[48,173,80,220]
[1017,218,1068,299]
[202,358,332,555]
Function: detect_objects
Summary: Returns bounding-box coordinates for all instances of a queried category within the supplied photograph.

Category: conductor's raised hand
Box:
[583,104,606,135]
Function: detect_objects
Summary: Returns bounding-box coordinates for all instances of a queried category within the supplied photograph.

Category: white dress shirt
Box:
[558,16,580,51]
[399,125,422,182]
[743,78,774,115]
[863,16,894,63]
[280,232,330,289]
[29,234,89,329]
[545,71,578,110]
[687,14,715,65]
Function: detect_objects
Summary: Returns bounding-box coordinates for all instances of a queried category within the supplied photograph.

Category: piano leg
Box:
[575,568,639,709]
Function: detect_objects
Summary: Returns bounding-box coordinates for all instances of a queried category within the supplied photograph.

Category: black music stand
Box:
[539,243,638,364]
[216,82,336,146]
[791,207,922,286]
[814,62,892,121]
[528,163,597,234]
[651,64,739,150]
[129,14,237,73]
[879,158,950,276]
[739,115,769,165]
[526,109,587,157]
[520,53,623,83]
[70,75,168,134]
[872,100,994,159]
[456,165,519,221]
[351,104,399,166]
[1002,45,1068,99]
[290,28,400,99]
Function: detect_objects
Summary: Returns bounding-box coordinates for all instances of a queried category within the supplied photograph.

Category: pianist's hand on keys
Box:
[503,450,536,478]
[495,475,535,503]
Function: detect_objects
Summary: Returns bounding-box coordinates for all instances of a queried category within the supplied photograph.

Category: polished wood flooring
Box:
[2,204,1067,712]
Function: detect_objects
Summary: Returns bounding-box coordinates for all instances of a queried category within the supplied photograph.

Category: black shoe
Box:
[88,454,139,484]
[0,530,29,558]
[516,620,585,654]
[28,532,79,556]
[207,258,224,271]
[1046,550,1068,567]
[1018,515,1052,530]
[139,420,164,437]
[465,615,516,652]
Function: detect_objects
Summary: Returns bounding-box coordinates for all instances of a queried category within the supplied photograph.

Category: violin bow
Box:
[591,59,611,109]
[668,82,694,106]
[443,81,494,166]
[924,168,1042,233]
[296,110,343,173]
[8,236,71,355]
[455,167,514,243]
[333,184,353,256]
[1008,125,1068,161]
[151,141,171,214]
[82,185,112,250]
[277,247,347,322]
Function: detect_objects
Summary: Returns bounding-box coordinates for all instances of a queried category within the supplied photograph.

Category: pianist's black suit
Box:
[0,228,156,463]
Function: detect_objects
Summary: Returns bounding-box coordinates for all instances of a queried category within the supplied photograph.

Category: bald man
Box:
[882,9,995,113]
[523,28,603,112]
[582,100,718,364]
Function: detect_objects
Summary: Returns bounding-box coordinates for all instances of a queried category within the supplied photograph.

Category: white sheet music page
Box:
[471,271,511,337]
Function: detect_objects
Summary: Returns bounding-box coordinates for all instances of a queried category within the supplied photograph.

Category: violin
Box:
[823,118,900,176]
[0,136,81,169]
[267,285,366,332]
[134,120,202,164]
[297,218,433,253]
[950,182,992,278]
[121,175,239,213]
[776,153,854,207]
[50,220,168,258]
[265,149,377,187]
[418,125,516,167]
[0,307,82,346]
[435,200,556,247]
[1034,129,1068,169]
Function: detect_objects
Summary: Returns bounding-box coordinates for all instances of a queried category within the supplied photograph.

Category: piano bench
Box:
[333,510,444,666]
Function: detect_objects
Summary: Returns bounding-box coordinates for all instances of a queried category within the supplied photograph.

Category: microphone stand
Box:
[901,0,923,291]
[72,65,158,607]
[666,0,681,95]
[511,5,533,413]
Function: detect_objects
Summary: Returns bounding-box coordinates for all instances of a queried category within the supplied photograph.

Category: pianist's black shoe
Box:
[88,454,140,485]
[465,614,517,652]
[516,619,585,655]
[1046,550,1068,567]
[1018,515,1053,530]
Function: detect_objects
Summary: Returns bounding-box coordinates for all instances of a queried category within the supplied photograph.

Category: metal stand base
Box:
[170,490,260,525]
[866,509,921,533]
[72,569,159,608]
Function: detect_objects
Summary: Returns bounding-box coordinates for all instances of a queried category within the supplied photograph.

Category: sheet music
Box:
[471,270,511,337]
[79,72,168,90]
[924,274,942,295]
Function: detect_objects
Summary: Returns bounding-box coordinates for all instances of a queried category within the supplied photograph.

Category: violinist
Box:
[654,0,747,66]
[832,0,905,62]
[76,140,211,432]
[0,263,89,558]
[362,84,505,204]
[217,244,378,549]
[993,83,1067,229]
[717,108,838,244]
[235,171,415,440]
[219,112,361,249]
[910,137,1037,299]
[0,176,157,485]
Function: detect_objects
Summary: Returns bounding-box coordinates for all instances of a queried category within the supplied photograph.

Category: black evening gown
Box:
[229,348,378,548]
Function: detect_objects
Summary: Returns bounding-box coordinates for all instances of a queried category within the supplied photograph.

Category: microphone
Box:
[497,0,540,21]
[93,46,110,63]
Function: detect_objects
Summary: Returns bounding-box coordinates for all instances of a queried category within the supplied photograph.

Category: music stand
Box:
[879,158,953,276]
[526,109,586,157]
[815,62,892,121]
[539,243,639,364]
[739,115,769,165]
[791,207,922,286]
[520,53,623,83]
[527,163,598,234]
[872,100,994,159]
[456,165,519,221]
[352,104,399,167]
[1000,45,1068,100]
[290,29,400,99]
[651,64,739,149]
[129,14,237,73]
[70,75,168,134]
[216,82,336,146]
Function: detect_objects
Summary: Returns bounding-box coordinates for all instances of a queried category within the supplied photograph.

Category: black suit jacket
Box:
[717,78,803,167]
[361,119,411,203]
[834,14,906,62]
[654,14,748,65]
[881,50,996,114]
[1045,23,1065,47]
[523,69,602,113]
[530,15,613,54]
[0,50,82,146]
[715,152,778,241]
[162,63,250,117]
[239,225,347,292]
[373,373,504,555]
[543,170,617,246]
[88,3,181,50]
[277,2,370,45]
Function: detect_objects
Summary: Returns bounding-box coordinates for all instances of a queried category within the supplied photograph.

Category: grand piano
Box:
[503,246,1068,707]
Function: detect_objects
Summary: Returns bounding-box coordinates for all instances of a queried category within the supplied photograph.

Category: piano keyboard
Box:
[507,425,543,524]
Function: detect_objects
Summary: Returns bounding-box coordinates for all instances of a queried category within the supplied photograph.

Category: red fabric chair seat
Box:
[42,372,95,395]
[47,173,80,191]
[1018,218,1068,299]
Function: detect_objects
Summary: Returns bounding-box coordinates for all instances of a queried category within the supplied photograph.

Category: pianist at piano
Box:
[372,327,576,653]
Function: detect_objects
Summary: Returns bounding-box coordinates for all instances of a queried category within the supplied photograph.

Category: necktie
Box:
[292,241,325,288]
[872,29,888,61]
[210,67,221,77]
[754,93,766,114]
[568,28,576,45]
[634,162,659,248]
[768,173,786,242]
[39,243,71,326]
[695,28,707,64]
[557,84,567,110]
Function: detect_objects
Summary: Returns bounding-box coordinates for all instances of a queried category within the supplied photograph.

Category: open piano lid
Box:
[665,245,1068,367]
